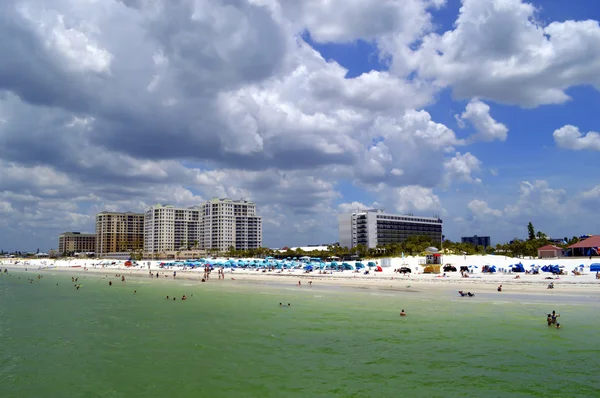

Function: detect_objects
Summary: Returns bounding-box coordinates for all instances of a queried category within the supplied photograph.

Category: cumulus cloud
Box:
[403,0,600,107]
[1,0,598,250]
[443,152,482,186]
[553,125,600,151]
[280,0,441,43]
[467,200,502,219]
[394,186,442,215]
[337,201,380,214]
[462,180,600,241]
[455,99,508,142]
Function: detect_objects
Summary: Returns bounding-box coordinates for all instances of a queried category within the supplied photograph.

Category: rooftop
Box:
[537,245,562,251]
[568,235,600,249]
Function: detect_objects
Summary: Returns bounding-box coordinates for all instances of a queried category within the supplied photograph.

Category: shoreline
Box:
[4,261,600,297]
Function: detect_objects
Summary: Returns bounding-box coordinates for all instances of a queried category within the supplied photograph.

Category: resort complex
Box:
[338,209,443,249]
[143,198,262,255]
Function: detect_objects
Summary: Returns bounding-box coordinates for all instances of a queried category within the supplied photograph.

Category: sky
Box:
[1,0,600,252]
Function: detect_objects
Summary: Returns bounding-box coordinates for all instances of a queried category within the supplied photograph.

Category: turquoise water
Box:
[1,270,599,397]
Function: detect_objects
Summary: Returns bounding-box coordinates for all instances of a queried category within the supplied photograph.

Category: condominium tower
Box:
[143,205,202,253]
[144,198,262,253]
[58,232,96,255]
[95,212,145,254]
[338,209,443,249]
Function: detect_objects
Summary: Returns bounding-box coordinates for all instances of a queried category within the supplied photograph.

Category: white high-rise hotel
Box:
[144,198,262,253]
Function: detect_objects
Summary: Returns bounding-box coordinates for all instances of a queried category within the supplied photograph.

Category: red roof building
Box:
[538,245,563,259]
[568,235,600,257]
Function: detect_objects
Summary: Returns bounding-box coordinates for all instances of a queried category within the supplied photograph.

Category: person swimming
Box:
[556,323,561,329]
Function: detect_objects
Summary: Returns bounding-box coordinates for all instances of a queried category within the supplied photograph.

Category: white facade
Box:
[144,199,262,253]
[144,205,202,253]
[338,209,443,249]
[202,198,262,252]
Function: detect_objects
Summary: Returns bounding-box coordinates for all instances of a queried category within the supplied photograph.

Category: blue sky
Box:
[0,0,599,251]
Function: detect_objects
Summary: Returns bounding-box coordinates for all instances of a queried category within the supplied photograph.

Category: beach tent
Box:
[510,263,525,273]
[124,260,133,267]
[376,265,383,272]
[590,263,600,272]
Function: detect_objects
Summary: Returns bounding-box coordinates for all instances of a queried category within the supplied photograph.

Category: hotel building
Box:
[143,205,203,253]
[144,198,262,254]
[461,235,491,248]
[58,232,96,255]
[95,212,145,254]
[338,209,443,249]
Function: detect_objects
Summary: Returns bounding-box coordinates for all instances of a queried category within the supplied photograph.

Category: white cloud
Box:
[467,199,502,218]
[337,201,377,214]
[443,152,482,186]
[503,180,568,219]
[0,0,598,250]
[580,185,600,208]
[553,125,600,151]
[280,0,439,43]
[18,5,113,75]
[406,0,600,107]
[456,99,508,142]
[394,186,442,214]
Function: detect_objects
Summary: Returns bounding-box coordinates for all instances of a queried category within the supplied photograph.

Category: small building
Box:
[537,245,564,259]
[567,235,600,257]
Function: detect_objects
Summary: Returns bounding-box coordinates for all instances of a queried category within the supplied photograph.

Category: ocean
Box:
[1,270,599,397]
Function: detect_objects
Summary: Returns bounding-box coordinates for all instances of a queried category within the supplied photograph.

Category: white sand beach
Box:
[3,254,599,296]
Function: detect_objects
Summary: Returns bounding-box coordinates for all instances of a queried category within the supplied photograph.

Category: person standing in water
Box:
[400,309,406,316]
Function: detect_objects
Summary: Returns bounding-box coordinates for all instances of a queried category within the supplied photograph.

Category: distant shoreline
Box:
[3,259,599,297]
